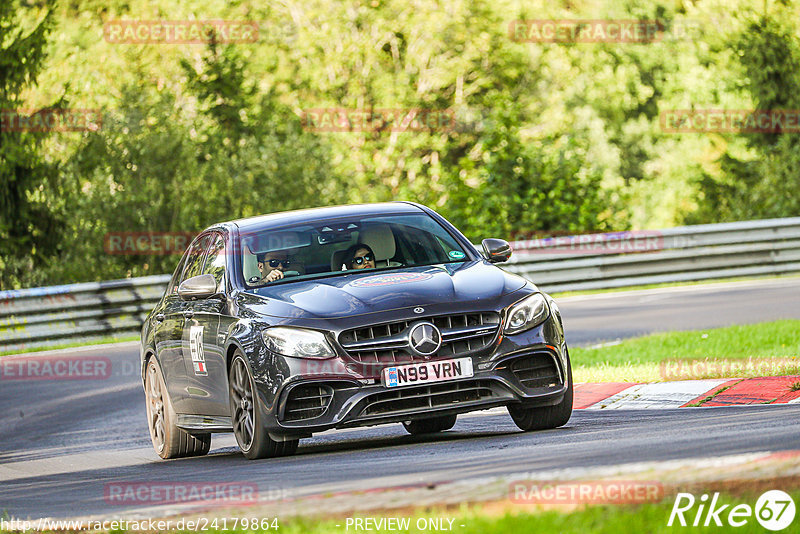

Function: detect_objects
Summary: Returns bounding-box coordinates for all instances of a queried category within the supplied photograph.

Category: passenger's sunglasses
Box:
[266,259,291,268]
[352,254,373,265]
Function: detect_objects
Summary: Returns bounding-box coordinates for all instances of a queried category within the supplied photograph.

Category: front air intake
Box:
[510,353,562,389]
[283,384,334,421]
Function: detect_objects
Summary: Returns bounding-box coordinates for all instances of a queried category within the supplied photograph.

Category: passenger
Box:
[253,251,293,283]
[344,244,375,270]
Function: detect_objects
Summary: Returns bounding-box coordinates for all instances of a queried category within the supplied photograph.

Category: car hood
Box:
[237,261,528,320]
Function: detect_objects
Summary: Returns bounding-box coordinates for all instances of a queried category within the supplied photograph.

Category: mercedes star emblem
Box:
[408,322,442,357]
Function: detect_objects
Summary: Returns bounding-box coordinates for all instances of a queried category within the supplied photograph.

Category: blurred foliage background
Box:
[1,0,799,289]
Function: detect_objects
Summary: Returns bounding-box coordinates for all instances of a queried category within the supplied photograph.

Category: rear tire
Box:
[508,352,573,431]
[145,357,211,459]
[229,351,298,460]
[402,414,457,435]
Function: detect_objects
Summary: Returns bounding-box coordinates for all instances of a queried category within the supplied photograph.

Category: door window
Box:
[181,234,211,283]
[202,233,226,288]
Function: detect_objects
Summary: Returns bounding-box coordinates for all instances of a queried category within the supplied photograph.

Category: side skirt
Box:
[176,414,233,433]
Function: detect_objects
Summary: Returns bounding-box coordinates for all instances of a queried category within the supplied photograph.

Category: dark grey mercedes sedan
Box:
[140,202,572,460]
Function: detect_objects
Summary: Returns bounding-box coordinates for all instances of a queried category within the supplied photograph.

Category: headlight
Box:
[261,327,336,359]
[504,293,550,334]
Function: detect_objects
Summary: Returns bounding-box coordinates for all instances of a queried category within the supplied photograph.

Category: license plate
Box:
[382,357,474,388]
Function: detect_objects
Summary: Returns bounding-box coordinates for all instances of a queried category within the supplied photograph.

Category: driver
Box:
[251,251,293,284]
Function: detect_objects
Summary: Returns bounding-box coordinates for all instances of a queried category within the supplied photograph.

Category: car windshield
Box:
[239,213,469,288]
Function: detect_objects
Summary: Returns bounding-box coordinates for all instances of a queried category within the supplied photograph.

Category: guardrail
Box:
[503,217,800,292]
[0,276,170,353]
[1,217,799,353]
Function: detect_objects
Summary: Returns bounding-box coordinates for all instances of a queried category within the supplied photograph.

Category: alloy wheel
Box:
[230,356,255,451]
[147,362,166,454]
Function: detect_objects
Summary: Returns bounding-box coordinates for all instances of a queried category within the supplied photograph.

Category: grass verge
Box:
[279,503,690,534]
[571,320,800,383]
[0,335,139,357]
[39,489,797,534]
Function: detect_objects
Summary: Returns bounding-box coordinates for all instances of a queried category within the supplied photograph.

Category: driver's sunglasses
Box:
[267,259,291,268]
[352,254,373,265]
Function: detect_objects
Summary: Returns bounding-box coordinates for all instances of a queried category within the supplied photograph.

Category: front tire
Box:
[508,353,573,431]
[402,414,457,435]
[229,351,298,460]
[145,357,211,459]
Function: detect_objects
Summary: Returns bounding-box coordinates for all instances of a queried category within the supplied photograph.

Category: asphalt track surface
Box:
[1,278,799,520]
[556,277,800,346]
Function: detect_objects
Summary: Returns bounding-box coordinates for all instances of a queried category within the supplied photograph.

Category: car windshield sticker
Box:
[350,272,434,287]
[189,325,207,376]
[448,250,466,260]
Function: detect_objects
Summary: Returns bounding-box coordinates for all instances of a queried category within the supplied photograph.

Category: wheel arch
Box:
[226,339,246,371]
[223,319,260,371]
[141,348,156,388]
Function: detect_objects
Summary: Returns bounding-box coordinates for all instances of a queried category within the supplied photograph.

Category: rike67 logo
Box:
[668,490,796,531]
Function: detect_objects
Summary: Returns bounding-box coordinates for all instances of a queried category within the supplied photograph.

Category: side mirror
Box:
[178,274,219,300]
[481,238,512,263]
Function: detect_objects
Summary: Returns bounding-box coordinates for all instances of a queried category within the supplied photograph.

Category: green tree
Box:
[688,12,800,222]
[59,43,344,282]
[11,0,792,286]
[0,0,62,289]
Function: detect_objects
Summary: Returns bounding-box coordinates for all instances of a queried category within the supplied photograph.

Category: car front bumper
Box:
[282,352,567,432]
[253,314,570,437]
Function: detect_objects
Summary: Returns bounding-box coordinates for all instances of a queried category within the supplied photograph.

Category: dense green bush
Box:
[687,13,800,223]
[2,0,799,289]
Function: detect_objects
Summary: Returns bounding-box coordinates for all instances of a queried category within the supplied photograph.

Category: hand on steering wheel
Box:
[265,269,284,283]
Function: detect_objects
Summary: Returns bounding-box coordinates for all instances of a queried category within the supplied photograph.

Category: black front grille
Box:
[339,312,500,365]
[510,353,561,389]
[283,384,334,421]
[360,379,497,417]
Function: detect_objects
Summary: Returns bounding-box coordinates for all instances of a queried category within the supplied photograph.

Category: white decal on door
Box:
[189,325,207,376]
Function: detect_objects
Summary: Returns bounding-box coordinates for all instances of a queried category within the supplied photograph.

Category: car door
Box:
[151,251,190,413]
[163,233,211,414]
[181,231,229,417]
